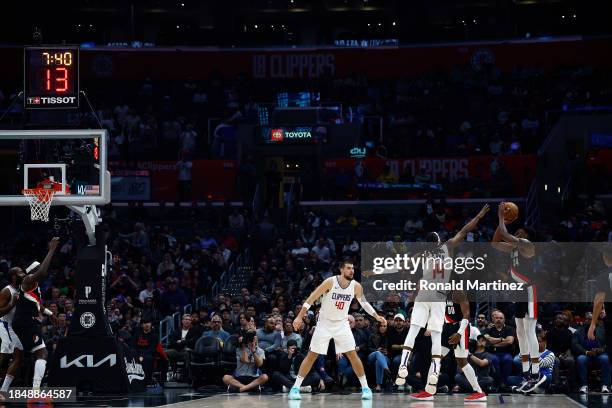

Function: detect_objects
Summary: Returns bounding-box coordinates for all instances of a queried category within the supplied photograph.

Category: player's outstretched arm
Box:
[495,203,535,257]
[354,283,385,324]
[0,287,14,317]
[447,204,489,249]
[23,237,60,288]
[293,277,333,332]
[589,291,606,341]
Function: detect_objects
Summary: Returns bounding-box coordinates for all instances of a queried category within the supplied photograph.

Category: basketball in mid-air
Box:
[503,202,519,224]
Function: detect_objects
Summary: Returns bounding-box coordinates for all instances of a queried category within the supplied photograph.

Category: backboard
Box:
[0,129,110,206]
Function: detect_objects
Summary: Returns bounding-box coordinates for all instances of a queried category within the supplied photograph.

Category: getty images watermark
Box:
[369,249,525,292]
[360,241,612,303]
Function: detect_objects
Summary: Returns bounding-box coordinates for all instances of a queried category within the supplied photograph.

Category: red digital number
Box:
[45,68,51,91]
[55,67,68,92]
[43,67,69,93]
[335,301,345,310]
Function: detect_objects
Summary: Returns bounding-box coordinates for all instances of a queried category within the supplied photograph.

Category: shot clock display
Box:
[24,46,79,109]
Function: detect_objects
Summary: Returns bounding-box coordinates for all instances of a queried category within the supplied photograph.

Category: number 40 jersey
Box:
[318,276,356,321]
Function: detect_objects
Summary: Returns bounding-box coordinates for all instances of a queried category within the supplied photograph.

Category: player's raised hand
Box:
[588,324,596,341]
[293,316,304,332]
[375,314,386,325]
[477,204,490,219]
[49,237,60,251]
[497,202,506,220]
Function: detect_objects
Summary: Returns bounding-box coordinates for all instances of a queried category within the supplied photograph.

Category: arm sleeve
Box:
[357,294,377,317]
[540,352,555,369]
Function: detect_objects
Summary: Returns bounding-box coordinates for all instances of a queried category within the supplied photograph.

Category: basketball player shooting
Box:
[492,203,541,393]
[11,237,60,391]
[289,259,386,400]
[396,204,489,401]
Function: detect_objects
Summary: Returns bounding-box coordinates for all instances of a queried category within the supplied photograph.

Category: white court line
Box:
[562,395,587,408]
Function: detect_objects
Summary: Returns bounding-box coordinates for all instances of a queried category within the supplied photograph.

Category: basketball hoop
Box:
[22,187,55,222]
[22,179,65,222]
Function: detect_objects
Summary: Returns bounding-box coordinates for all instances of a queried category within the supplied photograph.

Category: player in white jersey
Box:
[396,204,489,401]
[289,259,386,400]
[0,264,34,396]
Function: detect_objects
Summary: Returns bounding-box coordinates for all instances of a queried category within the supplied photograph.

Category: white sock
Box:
[32,359,46,389]
[1,374,14,392]
[522,360,530,375]
[358,375,369,389]
[531,361,540,376]
[400,348,412,367]
[293,375,304,389]
[462,365,482,393]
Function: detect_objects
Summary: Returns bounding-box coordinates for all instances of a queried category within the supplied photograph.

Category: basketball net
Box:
[23,187,55,222]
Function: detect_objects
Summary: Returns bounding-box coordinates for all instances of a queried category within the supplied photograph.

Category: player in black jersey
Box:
[11,237,59,391]
[492,203,541,393]
[440,291,486,402]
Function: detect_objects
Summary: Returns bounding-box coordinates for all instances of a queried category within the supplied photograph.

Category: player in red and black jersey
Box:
[492,203,542,393]
[11,237,60,391]
[440,291,486,402]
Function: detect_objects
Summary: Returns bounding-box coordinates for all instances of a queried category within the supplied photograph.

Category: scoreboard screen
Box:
[24,46,80,109]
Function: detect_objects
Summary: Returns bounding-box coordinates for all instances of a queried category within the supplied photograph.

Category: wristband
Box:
[458,319,469,333]
[43,308,53,316]
[303,302,311,310]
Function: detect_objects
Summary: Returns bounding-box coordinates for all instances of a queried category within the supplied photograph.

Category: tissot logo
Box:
[28,96,77,105]
[271,128,284,141]
[60,354,117,368]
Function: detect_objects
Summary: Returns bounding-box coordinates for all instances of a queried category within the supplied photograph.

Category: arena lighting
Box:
[544,184,548,191]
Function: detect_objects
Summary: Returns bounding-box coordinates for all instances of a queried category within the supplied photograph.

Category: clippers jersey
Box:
[416,244,452,302]
[0,285,19,323]
[319,276,356,321]
[13,283,43,326]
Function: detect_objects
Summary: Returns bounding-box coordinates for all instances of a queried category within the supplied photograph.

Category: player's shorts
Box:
[0,320,23,353]
[309,317,356,354]
[12,322,45,353]
[441,322,469,358]
[514,284,538,319]
[411,301,445,332]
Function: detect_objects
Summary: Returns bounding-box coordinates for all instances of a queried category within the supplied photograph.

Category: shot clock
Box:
[24,46,79,109]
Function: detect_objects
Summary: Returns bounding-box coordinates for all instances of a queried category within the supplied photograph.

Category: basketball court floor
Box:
[19,389,606,408]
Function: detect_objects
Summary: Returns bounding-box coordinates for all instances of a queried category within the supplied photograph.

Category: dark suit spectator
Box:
[484,310,515,386]
[166,314,203,371]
